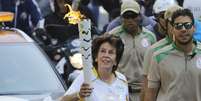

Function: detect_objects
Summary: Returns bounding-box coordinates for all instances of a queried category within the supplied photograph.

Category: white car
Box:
[0,12,66,101]
[0,96,28,101]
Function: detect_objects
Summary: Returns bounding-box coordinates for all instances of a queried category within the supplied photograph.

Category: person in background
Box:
[0,0,43,36]
[140,0,155,17]
[35,0,52,17]
[139,0,155,28]
[146,8,201,101]
[177,0,184,6]
[60,34,129,101]
[37,0,100,87]
[142,4,182,101]
[193,19,201,42]
[44,0,97,41]
[146,0,178,41]
[44,0,73,42]
[106,0,156,32]
[109,0,156,101]
[94,0,121,21]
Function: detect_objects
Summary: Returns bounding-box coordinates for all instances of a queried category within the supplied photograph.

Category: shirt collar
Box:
[171,41,197,56]
[165,36,172,43]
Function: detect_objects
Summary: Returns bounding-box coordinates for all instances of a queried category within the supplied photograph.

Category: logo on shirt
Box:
[141,38,150,48]
[196,57,201,69]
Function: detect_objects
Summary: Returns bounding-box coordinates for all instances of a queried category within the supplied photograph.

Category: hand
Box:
[79,83,93,98]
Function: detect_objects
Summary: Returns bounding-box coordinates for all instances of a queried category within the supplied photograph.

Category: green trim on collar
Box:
[172,42,197,55]
[172,42,182,51]
[165,36,172,43]
[153,36,172,52]
[154,41,201,63]
[142,31,155,44]
[154,45,174,63]
[113,25,125,36]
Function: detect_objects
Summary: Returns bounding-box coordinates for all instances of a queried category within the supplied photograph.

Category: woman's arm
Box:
[60,83,93,101]
[60,92,80,101]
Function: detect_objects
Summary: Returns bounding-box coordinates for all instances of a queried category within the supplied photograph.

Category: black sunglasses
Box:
[122,12,139,19]
[173,22,193,30]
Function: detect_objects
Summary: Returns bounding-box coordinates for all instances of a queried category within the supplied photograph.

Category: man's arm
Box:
[141,47,154,101]
[144,53,160,101]
[140,75,147,101]
[145,87,159,101]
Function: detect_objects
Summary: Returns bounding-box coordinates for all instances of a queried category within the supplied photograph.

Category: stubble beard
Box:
[176,35,193,45]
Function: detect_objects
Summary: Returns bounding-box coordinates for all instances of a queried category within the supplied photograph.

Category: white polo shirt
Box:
[65,69,129,101]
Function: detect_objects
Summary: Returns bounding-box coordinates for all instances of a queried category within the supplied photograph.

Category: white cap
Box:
[153,0,178,14]
[121,0,140,15]
[164,4,183,21]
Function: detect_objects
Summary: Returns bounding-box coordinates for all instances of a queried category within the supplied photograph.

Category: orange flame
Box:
[64,4,84,24]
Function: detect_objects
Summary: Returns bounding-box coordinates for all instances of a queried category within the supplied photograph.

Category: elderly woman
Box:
[60,34,129,101]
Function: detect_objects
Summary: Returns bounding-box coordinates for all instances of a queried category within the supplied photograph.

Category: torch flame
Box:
[64,4,84,25]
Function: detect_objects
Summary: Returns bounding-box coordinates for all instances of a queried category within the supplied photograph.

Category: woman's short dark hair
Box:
[171,8,194,25]
[92,33,124,72]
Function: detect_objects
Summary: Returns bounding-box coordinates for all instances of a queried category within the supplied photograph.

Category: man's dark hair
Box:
[171,8,194,25]
[92,34,124,73]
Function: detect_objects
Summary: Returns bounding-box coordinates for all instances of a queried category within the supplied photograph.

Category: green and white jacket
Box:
[143,36,172,75]
[109,25,156,90]
[148,42,201,101]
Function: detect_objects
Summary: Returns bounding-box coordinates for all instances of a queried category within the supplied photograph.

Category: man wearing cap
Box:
[146,8,201,101]
[109,0,156,101]
[142,4,182,101]
[145,0,178,41]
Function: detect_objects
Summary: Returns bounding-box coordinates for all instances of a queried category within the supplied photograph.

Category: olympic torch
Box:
[78,19,93,101]
[64,2,93,100]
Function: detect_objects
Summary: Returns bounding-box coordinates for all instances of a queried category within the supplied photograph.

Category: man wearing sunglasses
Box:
[109,1,156,101]
[146,9,201,101]
[142,4,182,101]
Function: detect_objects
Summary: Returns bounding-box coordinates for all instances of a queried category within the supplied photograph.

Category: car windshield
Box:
[0,42,65,94]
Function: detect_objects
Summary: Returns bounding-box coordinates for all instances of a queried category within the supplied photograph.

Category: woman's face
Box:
[96,42,117,72]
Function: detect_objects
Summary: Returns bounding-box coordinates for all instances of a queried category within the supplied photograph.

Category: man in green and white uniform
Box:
[109,1,156,101]
[142,5,183,100]
[147,9,201,101]
[143,4,182,76]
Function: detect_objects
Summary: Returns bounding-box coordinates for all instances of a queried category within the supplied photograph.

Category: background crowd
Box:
[1,0,201,101]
